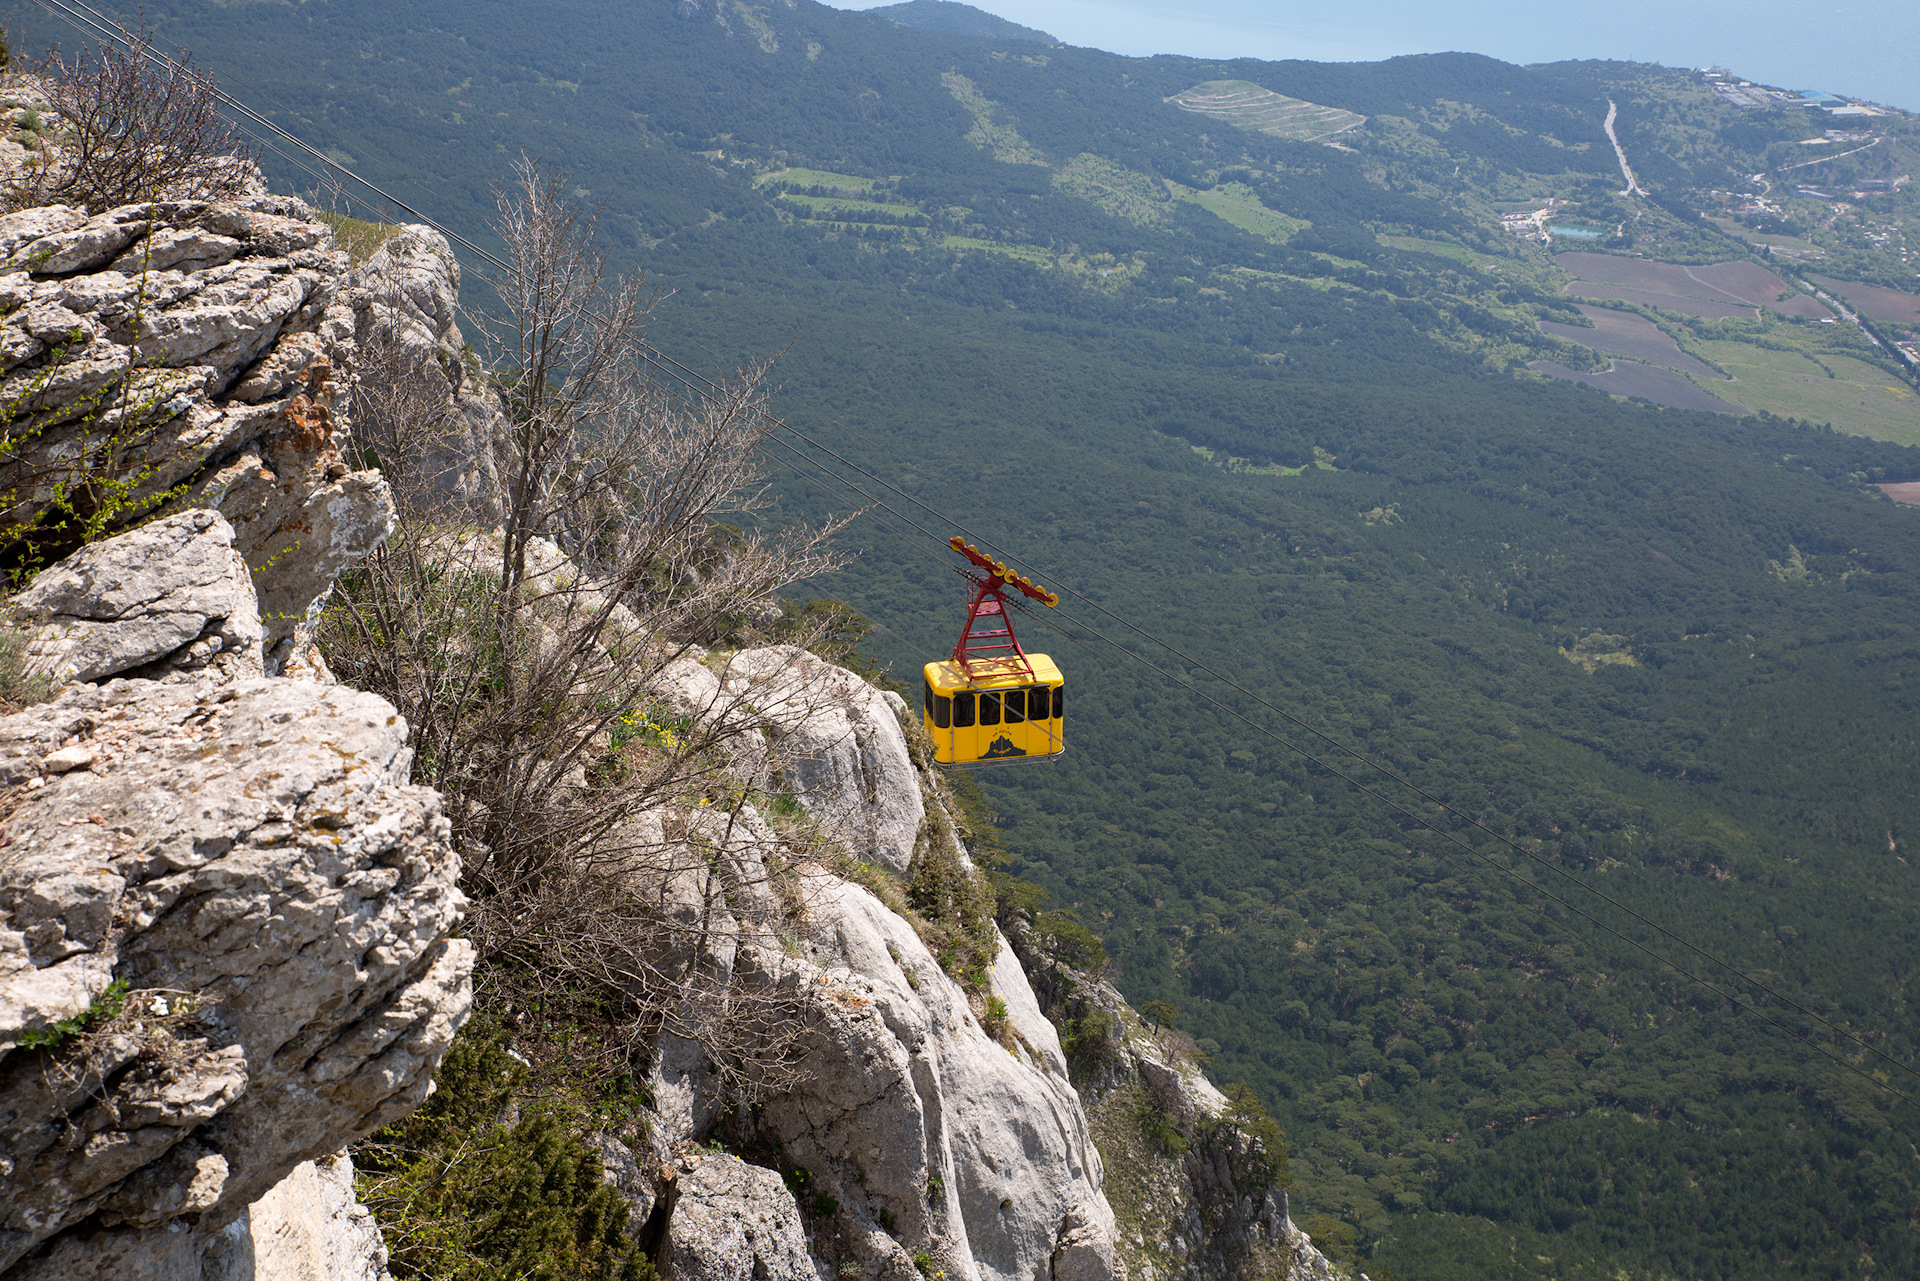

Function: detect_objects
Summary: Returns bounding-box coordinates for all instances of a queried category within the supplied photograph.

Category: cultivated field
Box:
[1529,358,1747,414]
[1696,341,1920,444]
[778,192,910,217]
[1168,181,1307,242]
[1560,284,1757,321]
[1538,305,1725,380]
[1557,252,1832,319]
[754,167,876,192]
[939,235,1053,264]
[1808,274,1920,328]
[1167,80,1365,143]
[1877,481,1920,506]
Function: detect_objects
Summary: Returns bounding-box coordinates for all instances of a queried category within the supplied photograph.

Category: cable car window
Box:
[953,692,976,727]
[1052,686,1064,719]
[1029,687,1051,720]
[934,694,951,729]
[924,683,933,718]
[979,691,1001,726]
[1004,688,1026,723]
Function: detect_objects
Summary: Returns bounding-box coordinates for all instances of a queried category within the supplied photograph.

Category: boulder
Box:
[0,673,470,1276]
[721,646,925,874]
[659,1154,827,1281]
[6,509,262,683]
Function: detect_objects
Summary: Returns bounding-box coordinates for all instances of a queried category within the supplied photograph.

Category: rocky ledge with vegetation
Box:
[0,46,1340,1276]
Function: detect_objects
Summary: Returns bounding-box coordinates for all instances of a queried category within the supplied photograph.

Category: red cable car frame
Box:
[921,537,1065,767]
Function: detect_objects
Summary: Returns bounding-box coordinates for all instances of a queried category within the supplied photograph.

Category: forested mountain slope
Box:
[23,0,1920,1275]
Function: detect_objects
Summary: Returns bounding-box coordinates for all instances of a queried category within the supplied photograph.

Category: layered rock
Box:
[0,614,470,1273]
[343,224,509,527]
[590,643,1120,1281]
[6,508,263,683]
[0,199,468,1278]
[0,194,394,672]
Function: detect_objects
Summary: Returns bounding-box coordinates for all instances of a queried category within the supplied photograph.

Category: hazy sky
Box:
[828,0,1918,111]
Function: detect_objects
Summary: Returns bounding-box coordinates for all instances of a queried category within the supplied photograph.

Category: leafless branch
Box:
[10,21,251,213]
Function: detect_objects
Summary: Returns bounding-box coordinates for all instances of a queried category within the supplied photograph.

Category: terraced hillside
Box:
[1167,79,1367,143]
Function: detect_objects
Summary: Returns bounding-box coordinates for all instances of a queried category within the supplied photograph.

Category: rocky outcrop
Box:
[0,613,470,1274]
[0,193,466,1280]
[0,193,395,672]
[1008,952,1339,1281]
[343,224,509,527]
[202,1152,393,1281]
[6,509,263,684]
[587,643,1120,1281]
[721,645,925,874]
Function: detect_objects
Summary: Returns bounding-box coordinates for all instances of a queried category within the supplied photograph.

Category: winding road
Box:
[1604,100,1644,197]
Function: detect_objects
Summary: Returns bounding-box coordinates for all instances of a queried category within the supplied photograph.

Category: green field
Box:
[1167,79,1366,143]
[1168,180,1306,242]
[753,166,876,191]
[777,192,912,218]
[1696,340,1920,443]
[939,234,1052,264]
[1377,233,1501,269]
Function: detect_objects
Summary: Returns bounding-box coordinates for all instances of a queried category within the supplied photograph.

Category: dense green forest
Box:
[17,0,1920,1275]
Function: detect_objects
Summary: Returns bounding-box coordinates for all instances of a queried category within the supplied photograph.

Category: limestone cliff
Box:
[0,193,394,673]
[1012,947,1342,1281]
[0,196,470,1278]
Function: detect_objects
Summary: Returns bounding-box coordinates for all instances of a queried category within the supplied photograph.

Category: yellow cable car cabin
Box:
[923,655,1064,766]
[925,537,1066,767]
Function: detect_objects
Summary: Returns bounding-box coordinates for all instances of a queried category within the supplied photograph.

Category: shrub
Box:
[1058,1007,1118,1086]
[1218,1082,1291,1190]
[1299,1214,1358,1271]
[13,21,252,214]
[323,156,849,1103]
[1029,909,1107,975]
[356,1023,654,1281]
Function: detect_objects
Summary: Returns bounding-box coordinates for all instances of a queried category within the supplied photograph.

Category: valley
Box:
[20,0,1920,1275]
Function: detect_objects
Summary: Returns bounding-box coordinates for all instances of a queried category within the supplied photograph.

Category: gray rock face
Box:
[722,646,926,875]
[6,509,262,683]
[0,195,396,671]
[617,653,1120,1281]
[201,1152,394,1281]
[343,225,509,527]
[660,1153,828,1281]
[0,669,470,1276]
[763,880,1120,1281]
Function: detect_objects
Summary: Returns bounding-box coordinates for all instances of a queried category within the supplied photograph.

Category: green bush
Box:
[1057,1007,1118,1086]
[1299,1214,1357,1271]
[1218,1082,1290,1191]
[1028,910,1107,975]
[356,1023,655,1281]
[16,979,129,1050]
[906,802,999,991]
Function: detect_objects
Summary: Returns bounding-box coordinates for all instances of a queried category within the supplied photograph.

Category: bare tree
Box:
[11,21,251,213]
[323,155,854,1093]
